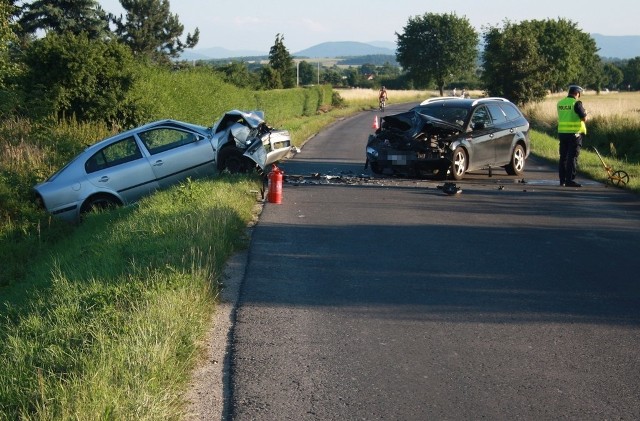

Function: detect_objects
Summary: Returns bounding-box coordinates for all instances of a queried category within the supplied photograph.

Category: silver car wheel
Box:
[451,147,467,181]
[514,147,525,172]
[506,144,525,176]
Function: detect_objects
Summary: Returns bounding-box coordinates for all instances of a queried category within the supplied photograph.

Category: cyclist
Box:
[378,86,388,111]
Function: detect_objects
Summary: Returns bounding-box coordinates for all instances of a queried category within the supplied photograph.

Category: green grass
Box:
[529,129,640,192]
[0,175,261,420]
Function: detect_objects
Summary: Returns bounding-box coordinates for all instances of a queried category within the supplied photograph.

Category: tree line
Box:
[2,2,640,129]
[396,13,639,104]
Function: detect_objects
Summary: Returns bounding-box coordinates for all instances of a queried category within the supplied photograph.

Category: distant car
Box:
[365,97,530,180]
[34,110,291,221]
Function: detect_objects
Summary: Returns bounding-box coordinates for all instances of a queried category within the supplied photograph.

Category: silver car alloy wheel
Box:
[452,149,466,178]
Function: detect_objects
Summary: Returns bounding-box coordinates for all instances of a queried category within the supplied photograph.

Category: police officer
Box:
[557,85,588,187]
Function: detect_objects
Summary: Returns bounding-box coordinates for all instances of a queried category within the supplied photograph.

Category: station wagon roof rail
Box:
[419,97,460,105]
[471,97,510,106]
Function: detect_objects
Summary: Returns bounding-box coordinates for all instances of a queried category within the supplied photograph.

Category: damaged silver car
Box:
[34,110,291,221]
[365,97,530,180]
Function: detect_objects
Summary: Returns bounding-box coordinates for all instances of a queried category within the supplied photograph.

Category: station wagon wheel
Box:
[80,195,119,216]
[505,144,525,176]
[450,147,467,181]
[218,148,252,174]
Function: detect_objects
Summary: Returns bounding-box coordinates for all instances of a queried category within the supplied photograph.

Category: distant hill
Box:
[367,41,397,51]
[591,34,640,59]
[179,34,640,62]
[179,46,266,61]
[294,41,395,58]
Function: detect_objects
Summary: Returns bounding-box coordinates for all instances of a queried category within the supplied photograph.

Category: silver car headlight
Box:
[366,147,379,158]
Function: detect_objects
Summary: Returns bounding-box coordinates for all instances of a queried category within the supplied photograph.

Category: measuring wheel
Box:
[608,170,630,186]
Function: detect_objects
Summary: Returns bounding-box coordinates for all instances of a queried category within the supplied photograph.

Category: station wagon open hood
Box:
[380,110,462,138]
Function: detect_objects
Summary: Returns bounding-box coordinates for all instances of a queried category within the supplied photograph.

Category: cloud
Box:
[233,16,263,26]
[299,18,330,33]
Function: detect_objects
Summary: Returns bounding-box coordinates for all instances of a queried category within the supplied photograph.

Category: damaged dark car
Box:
[365,97,530,180]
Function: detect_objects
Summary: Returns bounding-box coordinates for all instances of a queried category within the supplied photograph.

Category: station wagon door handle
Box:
[99,176,109,182]
[153,160,164,167]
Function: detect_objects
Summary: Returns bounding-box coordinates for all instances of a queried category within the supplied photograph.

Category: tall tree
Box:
[533,19,600,91]
[0,0,19,88]
[20,32,138,124]
[482,19,602,104]
[298,60,315,85]
[396,12,478,95]
[623,57,640,90]
[602,62,624,90]
[259,64,281,90]
[216,61,258,89]
[17,0,109,39]
[482,22,550,105]
[268,34,294,88]
[111,0,199,63]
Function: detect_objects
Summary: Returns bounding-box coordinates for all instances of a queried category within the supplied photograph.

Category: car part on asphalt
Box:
[438,182,462,195]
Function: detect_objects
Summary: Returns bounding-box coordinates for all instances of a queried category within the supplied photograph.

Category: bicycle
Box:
[379,97,386,112]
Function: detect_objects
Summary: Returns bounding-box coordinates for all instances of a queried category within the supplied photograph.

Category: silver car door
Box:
[137,127,216,188]
[85,136,160,203]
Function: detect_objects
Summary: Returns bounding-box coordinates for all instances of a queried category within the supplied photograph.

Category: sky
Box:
[97,0,640,53]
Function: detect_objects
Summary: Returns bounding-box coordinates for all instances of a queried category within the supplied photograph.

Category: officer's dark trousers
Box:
[558,133,583,184]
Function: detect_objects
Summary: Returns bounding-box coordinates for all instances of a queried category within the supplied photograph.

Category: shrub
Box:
[19,33,140,125]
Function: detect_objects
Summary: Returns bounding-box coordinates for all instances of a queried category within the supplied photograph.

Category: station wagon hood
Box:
[380,111,462,137]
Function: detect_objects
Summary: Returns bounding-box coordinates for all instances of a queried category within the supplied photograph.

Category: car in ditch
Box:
[33,110,291,221]
[365,97,530,180]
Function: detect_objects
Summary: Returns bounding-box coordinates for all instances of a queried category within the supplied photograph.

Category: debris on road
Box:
[285,171,384,186]
[437,182,462,195]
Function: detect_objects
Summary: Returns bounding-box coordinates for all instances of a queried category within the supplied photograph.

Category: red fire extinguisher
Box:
[267,164,283,204]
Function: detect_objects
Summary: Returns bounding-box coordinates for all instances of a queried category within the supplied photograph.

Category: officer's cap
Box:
[568,85,584,95]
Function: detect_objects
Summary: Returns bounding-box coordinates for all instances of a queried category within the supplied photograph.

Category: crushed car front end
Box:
[365,111,462,177]
[212,110,292,171]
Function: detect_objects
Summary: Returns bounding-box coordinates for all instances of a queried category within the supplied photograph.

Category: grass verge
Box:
[530,130,640,193]
[0,175,261,420]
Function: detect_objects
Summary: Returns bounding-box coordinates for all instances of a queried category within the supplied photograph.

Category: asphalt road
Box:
[227,104,640,420]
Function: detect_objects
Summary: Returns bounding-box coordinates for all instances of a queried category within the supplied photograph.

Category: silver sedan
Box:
[34,110,291,221]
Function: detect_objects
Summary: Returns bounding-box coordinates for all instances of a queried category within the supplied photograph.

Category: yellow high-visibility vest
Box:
[557,97,587,134]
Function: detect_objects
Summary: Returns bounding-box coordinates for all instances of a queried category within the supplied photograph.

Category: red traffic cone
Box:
[373,115,379,130]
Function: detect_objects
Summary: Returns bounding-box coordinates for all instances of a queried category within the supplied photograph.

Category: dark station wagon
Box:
[365,97,530,180]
